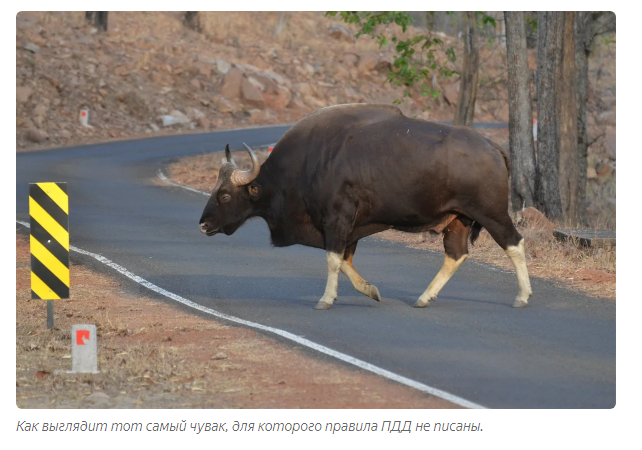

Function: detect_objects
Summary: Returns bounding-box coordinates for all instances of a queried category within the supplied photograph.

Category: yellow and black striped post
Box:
[29,182,69,328]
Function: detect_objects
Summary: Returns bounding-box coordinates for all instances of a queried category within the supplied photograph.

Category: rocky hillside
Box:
[15,11,615,226]
[14,11,512,148]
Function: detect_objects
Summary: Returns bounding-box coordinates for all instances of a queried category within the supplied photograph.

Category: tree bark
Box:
[453,12,479,127]
[94,12,108,33]
[183,12,201,31]
[535,11,564,221]
[274,12,287,37]
[574,12,616,226]
[575,12,590,226]
[504,12,536,212]
[558,12,580,224]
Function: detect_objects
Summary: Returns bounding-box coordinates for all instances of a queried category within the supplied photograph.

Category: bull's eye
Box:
[220,193,232,203]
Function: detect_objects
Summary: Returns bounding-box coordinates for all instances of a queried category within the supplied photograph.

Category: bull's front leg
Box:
[315,250,345,310]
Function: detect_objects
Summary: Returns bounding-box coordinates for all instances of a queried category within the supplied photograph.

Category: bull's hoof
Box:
[414,294,436,308]
[368,284,382,302]
[314,301,333,310]
[512,298,529,308]
[413,299,431,308]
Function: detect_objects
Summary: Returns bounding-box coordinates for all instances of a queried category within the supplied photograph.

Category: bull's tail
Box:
[470,221,483,245]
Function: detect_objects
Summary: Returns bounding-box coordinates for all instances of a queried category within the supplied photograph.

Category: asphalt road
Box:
[16,125,615,408]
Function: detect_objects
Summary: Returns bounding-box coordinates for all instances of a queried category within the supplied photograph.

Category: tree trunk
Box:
[94,12,108,33]
[85,12,95,23]
[575,12,590,227]
[453,12,479,127]
[274,12,287,37]
[558,12,580,225]
[535,11,564,221]
[183,12,201,31]
[504,12,536,212]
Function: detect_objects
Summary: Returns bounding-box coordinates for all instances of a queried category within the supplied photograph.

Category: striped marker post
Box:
[29,182,69,328]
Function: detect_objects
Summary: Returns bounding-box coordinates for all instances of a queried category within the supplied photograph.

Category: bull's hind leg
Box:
[415,216,470,308]
[479,214,532,308]
[340,242,382,302]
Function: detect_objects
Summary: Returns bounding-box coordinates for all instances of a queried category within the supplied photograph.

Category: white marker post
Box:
[79,109,92,128]
[69,324,99,373]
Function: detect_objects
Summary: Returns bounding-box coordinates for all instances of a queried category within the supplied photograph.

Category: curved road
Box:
[16,125,615,408]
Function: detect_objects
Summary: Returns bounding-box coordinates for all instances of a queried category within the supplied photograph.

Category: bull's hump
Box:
[300,103,403,127]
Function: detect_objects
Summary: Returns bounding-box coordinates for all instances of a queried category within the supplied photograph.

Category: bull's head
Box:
[199,143,261,236]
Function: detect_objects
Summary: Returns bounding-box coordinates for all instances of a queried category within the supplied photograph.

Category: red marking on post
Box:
[81,111,87,117]
[76,330,90,345]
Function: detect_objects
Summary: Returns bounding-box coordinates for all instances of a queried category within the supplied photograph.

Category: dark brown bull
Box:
[199,104,532,309]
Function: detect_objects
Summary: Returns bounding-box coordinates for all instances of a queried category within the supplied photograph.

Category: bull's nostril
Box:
[199,223,208,234]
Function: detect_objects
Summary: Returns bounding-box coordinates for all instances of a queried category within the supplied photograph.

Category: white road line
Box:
[16,219,484,409]
[157,170,209,196]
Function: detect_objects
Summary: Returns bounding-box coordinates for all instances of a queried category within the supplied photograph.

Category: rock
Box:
[604,128,616,159]
[258,70,290,87]
[185,107,205,120]
[196,62,212,78]
[515,207,555,232]
[17,86,33,103]
[264,85,292,110]
[241,78,265,108]
[249,109,276,124]
[294,82,315,97]
[343,53,359,66]
[150,123,160,132]
[220,68,243,99]
[215,97,236,114]
[22,41,40,53]
[122,91,150,119]
[211,352,228,360]
[304,94,324,109]
[328,23,355,42]
[357,53,380,72]
[287,98,311,112]
[444,82,460,105]
[596,111,616,126]
[596,163,614,182]
[587,166,598,179]
[60,129,71,139]
[303,63,315,76]
[33,104,48,128]
[250,55,270,69]
[251,75,278,94]
[161,110,190,127]
[247,76,265,92]
[333,64,350,81]
[197,116,209,128]
[190,78,202,90]
[26,128,48,143]
[114,66,129,77]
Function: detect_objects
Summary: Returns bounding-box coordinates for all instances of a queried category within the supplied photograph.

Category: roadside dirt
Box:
[16,232,458,409]
[166,146,615,301]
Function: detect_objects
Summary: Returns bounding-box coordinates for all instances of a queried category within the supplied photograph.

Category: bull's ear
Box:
[247,183,260,199]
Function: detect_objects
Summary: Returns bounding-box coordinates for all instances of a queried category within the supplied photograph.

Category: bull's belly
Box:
[385,213,457,234]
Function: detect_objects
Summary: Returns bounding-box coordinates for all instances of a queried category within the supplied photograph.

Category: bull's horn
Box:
[230,143,260,186]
